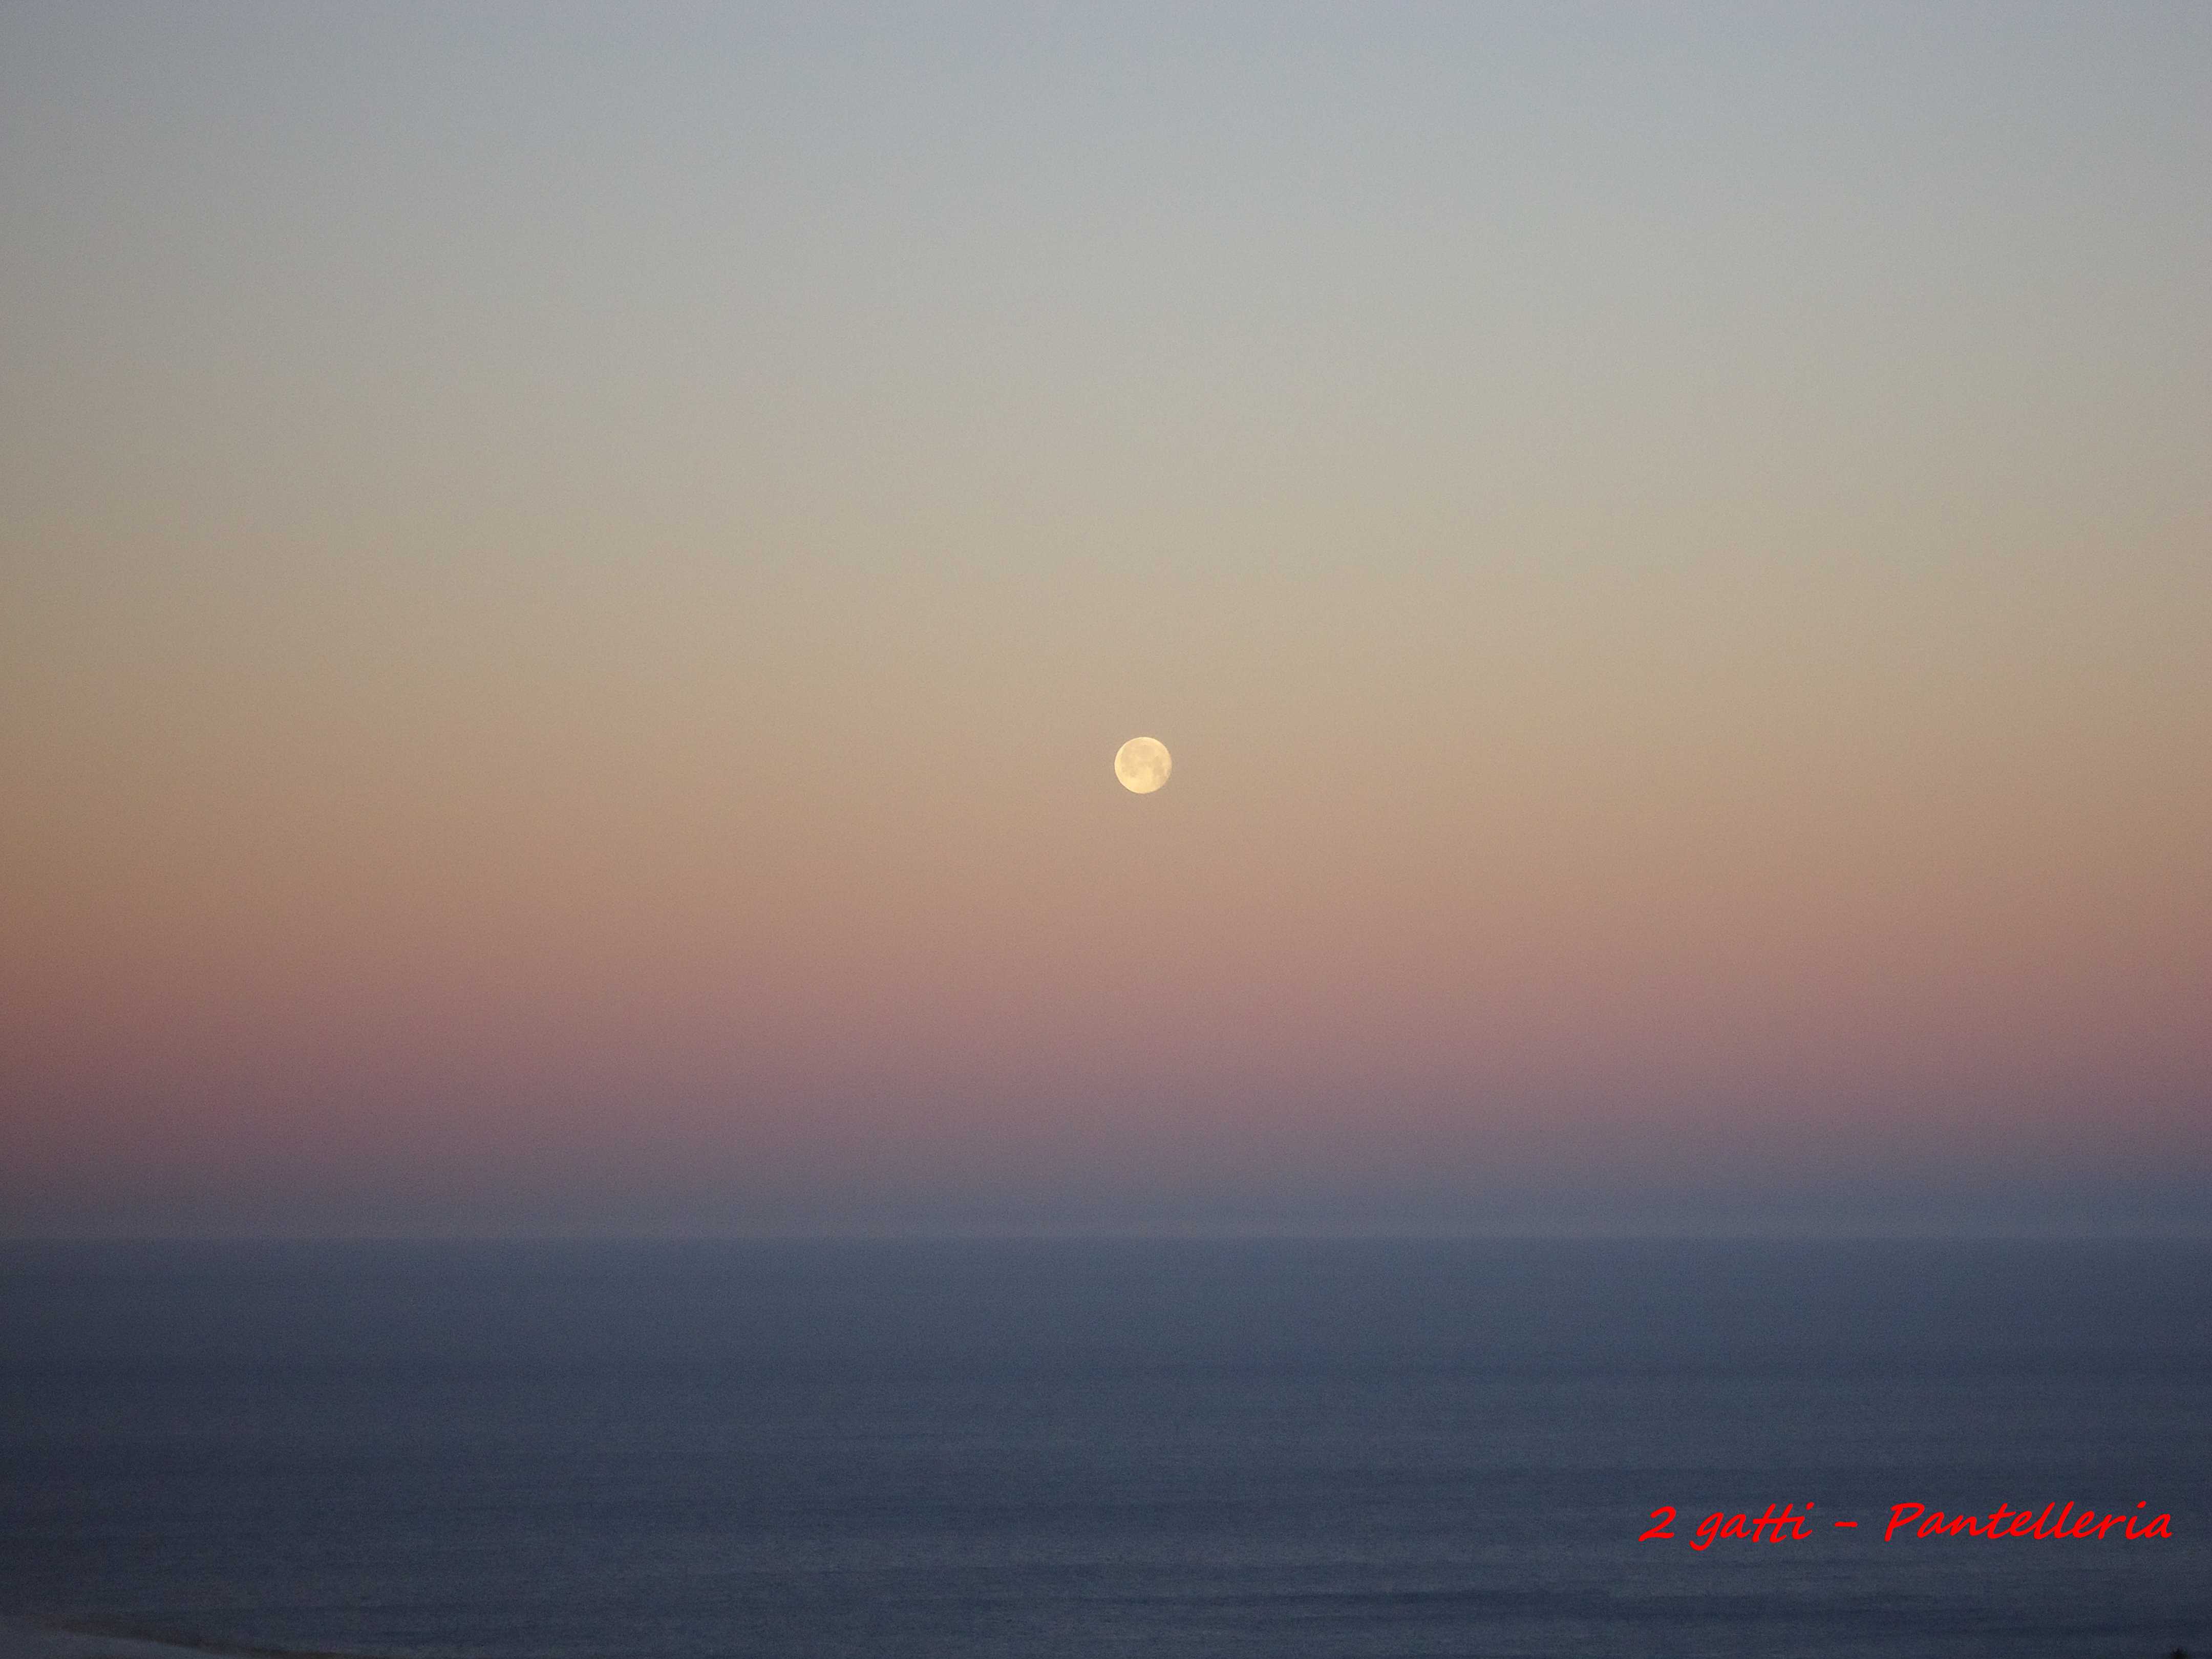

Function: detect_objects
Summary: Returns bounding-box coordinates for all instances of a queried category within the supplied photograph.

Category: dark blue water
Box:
[2,1240,2206,1658]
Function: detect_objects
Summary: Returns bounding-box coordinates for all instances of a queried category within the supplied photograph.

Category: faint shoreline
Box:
[0,1617,389,1659]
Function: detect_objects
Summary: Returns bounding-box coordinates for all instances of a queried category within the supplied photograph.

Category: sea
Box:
[2,1239,2205,1659]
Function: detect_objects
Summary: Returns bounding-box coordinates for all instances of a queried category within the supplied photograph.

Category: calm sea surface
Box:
[2,1240,2206,1658]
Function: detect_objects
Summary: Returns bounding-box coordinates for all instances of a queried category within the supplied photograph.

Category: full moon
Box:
[1114,736,1172,794]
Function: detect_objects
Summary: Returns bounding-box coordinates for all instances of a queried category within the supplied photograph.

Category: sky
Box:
[3,2,2207,1237]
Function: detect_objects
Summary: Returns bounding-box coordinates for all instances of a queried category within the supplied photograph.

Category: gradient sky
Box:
[4,3,2207,1236]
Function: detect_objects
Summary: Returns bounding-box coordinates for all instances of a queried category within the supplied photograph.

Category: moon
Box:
[1114,736,1172,794]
